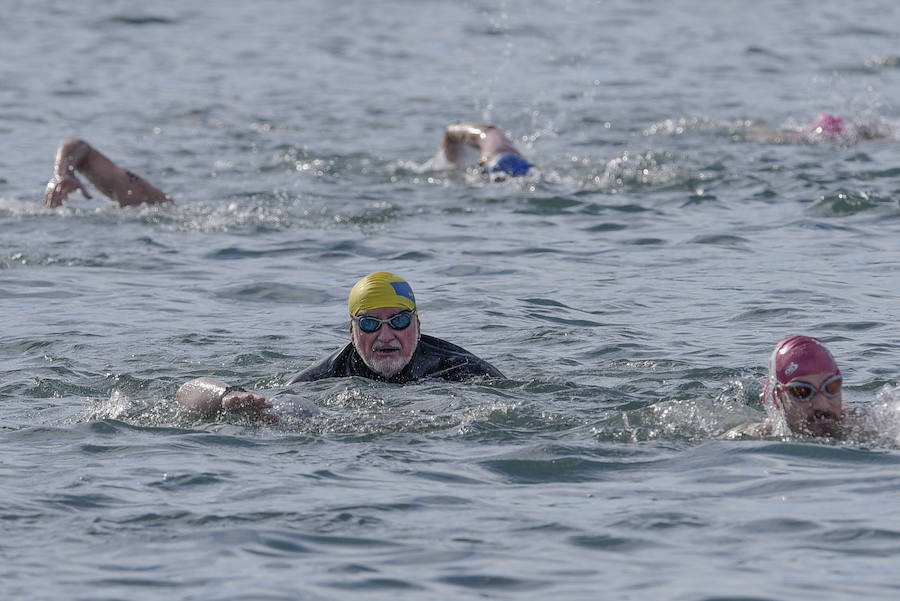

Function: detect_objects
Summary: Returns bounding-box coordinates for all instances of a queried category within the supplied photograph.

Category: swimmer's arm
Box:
[724,419,774,439]
[45,138,171,208]
[175,377,278,422]
[745,420,774,437]
[440,122,495,164]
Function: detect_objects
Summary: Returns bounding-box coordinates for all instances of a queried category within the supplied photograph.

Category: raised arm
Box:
[440,122,493,165]
[44,138,171,208]
[175,377,278,422]
[440,122,522,166]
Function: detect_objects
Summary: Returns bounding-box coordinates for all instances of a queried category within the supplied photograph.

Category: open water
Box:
[3,1,900,599]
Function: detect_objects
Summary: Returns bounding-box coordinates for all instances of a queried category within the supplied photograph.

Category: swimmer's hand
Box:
[222,388,280,423]
[44,173,92,208]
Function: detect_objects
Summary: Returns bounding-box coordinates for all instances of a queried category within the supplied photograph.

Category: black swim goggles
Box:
[783,374,842,403]
[351,310,414,333]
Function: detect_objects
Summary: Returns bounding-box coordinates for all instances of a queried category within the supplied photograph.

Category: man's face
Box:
[351,306,420,378]
[780,371,844,437]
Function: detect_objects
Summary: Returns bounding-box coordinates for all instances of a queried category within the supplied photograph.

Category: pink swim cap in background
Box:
[811,113,845,135]
[763,335,841,407]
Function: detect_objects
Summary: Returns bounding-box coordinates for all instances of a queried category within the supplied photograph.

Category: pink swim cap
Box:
[763,335,840,407]
[811,113,845,135]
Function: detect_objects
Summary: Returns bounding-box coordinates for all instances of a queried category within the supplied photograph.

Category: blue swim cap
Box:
[487,152,532,177]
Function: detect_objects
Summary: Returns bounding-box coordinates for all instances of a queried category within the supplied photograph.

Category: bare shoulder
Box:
[723,420,773,439]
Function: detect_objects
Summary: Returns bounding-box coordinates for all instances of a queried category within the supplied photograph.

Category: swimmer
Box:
[291,271,505,383]
[744,113,890,145]
[737,335,863,439]
[809,113,846,137]
[802,112,891,140]
[175,271,504,420]
[439,121,533,180]
[44,137,171,208]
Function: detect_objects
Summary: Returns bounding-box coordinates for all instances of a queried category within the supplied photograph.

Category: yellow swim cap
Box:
[348,271,417,316]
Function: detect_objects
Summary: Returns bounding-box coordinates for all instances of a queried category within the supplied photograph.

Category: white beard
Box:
[363,353,410,378]
[352,330,413,378]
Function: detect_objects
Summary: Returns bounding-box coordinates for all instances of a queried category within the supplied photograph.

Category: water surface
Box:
[3,1,900,599]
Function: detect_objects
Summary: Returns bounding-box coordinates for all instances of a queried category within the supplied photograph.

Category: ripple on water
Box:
[812,189,895,216]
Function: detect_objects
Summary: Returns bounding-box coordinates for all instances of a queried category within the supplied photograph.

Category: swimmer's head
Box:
[486,152,532,179]
[763,335,840,408]
[348,272,419,379]
[348,271,417,316]
[811,113,845,136]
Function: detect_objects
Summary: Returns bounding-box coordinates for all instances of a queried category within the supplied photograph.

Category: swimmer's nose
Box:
[376,325,396,340]
[810,391,834,409]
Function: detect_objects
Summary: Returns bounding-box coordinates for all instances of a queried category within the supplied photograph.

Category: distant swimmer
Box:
[745,113,891,145]
[796,112,886,143]
[175,271,505,420]
[808,113,846,137]
[733,335,864,439]
[44,137,171,208]
[439,121,533,180]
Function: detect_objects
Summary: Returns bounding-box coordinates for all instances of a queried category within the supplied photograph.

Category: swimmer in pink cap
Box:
[759,335,847,437]
[732,335,853,438]
[744,112,890,144]
[809,113,845,137]
[799,112,891,143]
[727,334,871,439]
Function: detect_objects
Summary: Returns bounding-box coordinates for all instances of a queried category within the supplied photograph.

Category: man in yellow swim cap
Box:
[174,272,504,420]
[291,271,505,383]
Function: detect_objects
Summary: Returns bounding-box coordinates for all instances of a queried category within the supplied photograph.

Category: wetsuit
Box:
[290,334,505,384]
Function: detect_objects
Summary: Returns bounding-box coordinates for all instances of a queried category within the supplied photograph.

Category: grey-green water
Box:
[3,1,900,599]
